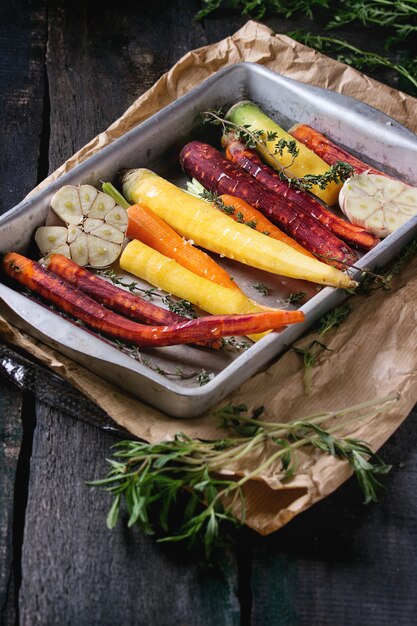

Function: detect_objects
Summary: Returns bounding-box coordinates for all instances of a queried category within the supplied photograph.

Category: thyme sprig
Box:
[254,281,272,296]
[289,32,417,92]
[358,237,417,293]
[97,269,198,319]
[202,110,354,190]
[112,341,212,386]
[293,340,331,396]
[294,304,352,394]
[201,189,259,229]
[195,0,328,21]
[285,291,306,305]
[91,395,396,557]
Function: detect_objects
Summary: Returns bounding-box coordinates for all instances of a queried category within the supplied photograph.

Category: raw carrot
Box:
[120,239,295,341]
[126,203,241,293]
[218,194,315,258]
[4,252,304,347]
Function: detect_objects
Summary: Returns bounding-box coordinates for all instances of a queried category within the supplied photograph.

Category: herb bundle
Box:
[90,395,396,557]
[195,0,417,95]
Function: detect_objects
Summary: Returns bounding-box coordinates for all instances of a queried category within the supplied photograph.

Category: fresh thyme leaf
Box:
[289,31,417,93]
[254,281,272,296]
[382,237,417,286]
[318,304,351,336]
[195,0,329,21]
[221,336,252,351]
[285,291,306,305]
[355,237,417,293]
[97,269,160,299]
[298,161,355,190]
[275,138,299,159]
[162,296,198,319]
[293,340,330,395]
[326,0,417,44]
[198,369,212,386]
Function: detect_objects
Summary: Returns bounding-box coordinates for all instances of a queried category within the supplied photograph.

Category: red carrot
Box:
[179,141,358,268]
[4,253,304,348]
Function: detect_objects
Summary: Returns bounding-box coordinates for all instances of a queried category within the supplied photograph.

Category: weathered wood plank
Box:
[0,382,23,626]
[45,0,209,166]
[19,404,240,626]
[250,406,417,626]
[0,0,47,215]
[0,0,46,623]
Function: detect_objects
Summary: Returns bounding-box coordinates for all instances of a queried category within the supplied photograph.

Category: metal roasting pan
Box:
[1,63,416,417]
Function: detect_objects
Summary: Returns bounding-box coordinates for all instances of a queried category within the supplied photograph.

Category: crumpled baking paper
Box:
[1,21,417,534]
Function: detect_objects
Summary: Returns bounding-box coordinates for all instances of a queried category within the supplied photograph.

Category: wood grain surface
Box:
[1,1,416,625]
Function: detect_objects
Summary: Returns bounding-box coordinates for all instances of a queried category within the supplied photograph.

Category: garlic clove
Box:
[70,232,89,267]
[67,225,82,243]
[105,206,128,232]
[50,186,83,224]
[88,191,116,219]
[83,218,104,233]
[35,226,69,255]
[49,244,71,258]
[79,184,99,215]
[87,235,121,267]
[89,223,125,244]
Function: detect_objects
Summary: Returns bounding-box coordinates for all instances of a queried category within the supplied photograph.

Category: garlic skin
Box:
[339,174,417,238]
[35,185,128,267]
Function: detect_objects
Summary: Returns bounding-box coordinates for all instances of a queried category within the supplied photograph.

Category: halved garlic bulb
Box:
[35,185,128,267]
[339,174,417,238]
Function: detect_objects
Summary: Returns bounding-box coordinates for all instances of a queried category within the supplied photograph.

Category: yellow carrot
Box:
[121,169,356,290]
[120,240,289,341]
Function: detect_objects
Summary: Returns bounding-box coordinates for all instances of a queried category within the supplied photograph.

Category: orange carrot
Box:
[126,203,242,293]
[218,194,315,258]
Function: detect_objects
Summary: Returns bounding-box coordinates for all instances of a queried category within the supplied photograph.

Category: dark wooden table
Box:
[1,2,417,624]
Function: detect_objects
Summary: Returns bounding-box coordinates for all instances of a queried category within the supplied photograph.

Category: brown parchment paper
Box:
[1,21,417,535]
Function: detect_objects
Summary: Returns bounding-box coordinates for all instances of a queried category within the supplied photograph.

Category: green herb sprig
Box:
[289,32,417,92]
[294,304,352,394]
[201,189,259,229]
[202,110,354,190]
[195,1,416,95]
[97,269,198,318]
[254,281,272,296]
[91,395,396,557]
[195,0,328,21]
